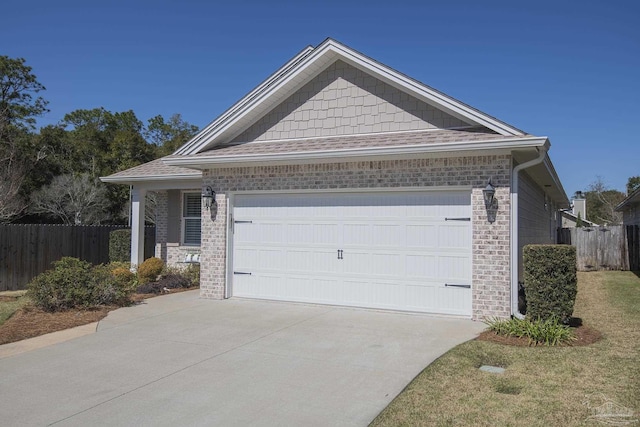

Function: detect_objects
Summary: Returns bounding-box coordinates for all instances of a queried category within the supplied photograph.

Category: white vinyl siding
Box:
[231,190,472,316]
[183,193,202,245]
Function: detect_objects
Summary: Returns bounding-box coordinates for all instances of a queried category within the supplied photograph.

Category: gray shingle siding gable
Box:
[231,60,470,143]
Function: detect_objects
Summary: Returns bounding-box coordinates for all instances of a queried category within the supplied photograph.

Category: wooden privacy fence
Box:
[0,224,156,291]
[557,225,640,271]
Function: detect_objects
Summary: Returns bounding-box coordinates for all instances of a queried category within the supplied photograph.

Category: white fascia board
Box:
[177,39,524,156]
[100,174,201,185]
[164,137,548,169]
[175,45,317,156]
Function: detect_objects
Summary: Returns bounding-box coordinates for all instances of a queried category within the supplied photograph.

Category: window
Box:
[183,193,201,245]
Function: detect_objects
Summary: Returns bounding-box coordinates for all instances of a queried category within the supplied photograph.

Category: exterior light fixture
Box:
[202,186,215,210]
[483,180,496,208]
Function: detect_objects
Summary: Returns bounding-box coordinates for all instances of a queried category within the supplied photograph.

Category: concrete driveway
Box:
[0,291,484,426]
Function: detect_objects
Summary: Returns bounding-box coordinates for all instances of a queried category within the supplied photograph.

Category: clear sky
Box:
[3,0,638,195]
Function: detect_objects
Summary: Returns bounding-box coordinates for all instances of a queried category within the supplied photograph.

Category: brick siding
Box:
[200,155,512,319]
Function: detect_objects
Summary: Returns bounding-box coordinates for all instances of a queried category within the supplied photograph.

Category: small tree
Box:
[584,176,624,225]
[575,212,584,228]
[30,174,111,224]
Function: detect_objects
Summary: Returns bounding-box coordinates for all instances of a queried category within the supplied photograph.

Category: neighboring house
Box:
[615,187,640,225]
[102,39,568,320]
[560,194,597,227]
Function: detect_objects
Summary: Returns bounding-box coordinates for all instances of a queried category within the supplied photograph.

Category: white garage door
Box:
[231,191,472,316]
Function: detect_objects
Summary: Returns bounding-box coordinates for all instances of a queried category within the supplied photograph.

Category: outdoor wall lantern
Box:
[202,186,215,210]
[483,180,497,208]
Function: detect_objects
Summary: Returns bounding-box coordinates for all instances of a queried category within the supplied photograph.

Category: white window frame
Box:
[182,191,202,246]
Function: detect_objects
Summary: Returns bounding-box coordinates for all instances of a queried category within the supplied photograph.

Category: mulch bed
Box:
[476,324,602,347]
[0,306,112,345]
[0,287,199,346]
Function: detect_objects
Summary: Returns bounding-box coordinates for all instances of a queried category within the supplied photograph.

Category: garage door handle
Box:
[234,271,252,275]
[445,217,470,221]
[445,283,470,288]
[234,220,253,224]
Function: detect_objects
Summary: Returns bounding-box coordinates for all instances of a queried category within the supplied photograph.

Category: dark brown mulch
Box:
[0,306,112,345]
[477,324,602,347]
[0,287,200,346]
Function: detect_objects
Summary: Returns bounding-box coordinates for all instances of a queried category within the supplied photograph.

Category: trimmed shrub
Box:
[90,265,134,307]
[108,263,136,289]
[27,257,133,312]
[523,245,577,323]
[109,229,131,263]
[137,257,164,284]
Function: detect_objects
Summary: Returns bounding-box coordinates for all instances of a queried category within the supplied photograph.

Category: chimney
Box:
[573,192,587,220]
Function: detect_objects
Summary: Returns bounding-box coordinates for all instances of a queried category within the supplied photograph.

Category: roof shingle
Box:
[175,128,529,159]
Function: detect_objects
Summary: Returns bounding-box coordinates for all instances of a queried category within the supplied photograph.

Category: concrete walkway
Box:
[0,291,484,426]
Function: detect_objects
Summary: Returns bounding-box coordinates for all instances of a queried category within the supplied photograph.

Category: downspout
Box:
[510,145,549,318]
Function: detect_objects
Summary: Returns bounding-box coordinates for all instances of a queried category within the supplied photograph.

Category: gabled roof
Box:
[175,38,525,156]
[615,187,640,211]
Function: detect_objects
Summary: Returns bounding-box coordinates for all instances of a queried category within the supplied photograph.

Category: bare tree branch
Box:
[30,174,112,225]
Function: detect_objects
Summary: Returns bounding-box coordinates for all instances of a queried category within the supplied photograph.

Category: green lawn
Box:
[0,291,29,327]
[371,271,640,427]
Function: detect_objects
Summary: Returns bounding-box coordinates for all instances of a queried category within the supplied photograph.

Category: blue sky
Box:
[3,0,638,195]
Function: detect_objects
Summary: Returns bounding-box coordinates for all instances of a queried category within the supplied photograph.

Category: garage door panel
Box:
[373,282,406,308]
[311,278,343,302]
[405,283,442,311]
[370,253,404,277]
[234,248,259,270]
[285,249,315,272]
[370,224,404,247]
[438,255,471,281]
[343,224,372,246]
[231,191,471,316]
[438,224,471,249]
[406,225,437,249]
[342,280,370,304]
[313,223,339,245]
[287,224,313,244]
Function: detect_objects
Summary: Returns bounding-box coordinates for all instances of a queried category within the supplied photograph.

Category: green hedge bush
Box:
[27,257,133,312]
[523,245,577,323]
[109,229,131,263]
